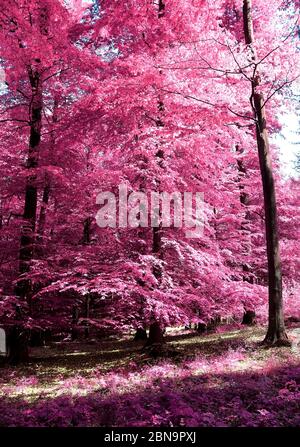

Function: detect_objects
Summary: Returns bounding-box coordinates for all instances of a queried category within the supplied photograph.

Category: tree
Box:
[242,0,290,345]
[0,0,299,358]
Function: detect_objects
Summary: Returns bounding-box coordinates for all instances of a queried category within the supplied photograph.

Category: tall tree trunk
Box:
[36,95,59,252]
[82,217,92,244]
[10,8,49,364]
[150,164,164,342]
[149,220,165,345]
[236,145,256,324]
[242,310,256,325]
[11,68,41,360]
[134,327,148,341]
[242,0,289,345]
[144,1,166,348]
[16,68,42,298]
[12,68,43,364]
[71,306,79,341]
[84,295,90,339]
[37,182,50,243]
[158,0,165,19]
[7,325,29,365]
[7,306,29,364]
[254,94,289,345]
[147,321,165,345]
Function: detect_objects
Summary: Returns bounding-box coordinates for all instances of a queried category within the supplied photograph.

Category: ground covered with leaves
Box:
[0,326,300,427]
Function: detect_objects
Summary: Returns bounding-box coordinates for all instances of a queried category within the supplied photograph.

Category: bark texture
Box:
[254,94,289,345]
[242,0,289,345]
[147,322,165,345]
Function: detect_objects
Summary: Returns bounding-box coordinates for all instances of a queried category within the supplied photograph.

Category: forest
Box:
[0,0,300,429]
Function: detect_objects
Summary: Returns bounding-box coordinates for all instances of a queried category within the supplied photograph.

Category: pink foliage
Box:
[0,1,299,338]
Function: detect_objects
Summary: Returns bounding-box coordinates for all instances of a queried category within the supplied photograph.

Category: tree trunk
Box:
[197,322,207,333]
[150,222,164,345]
[36,96,57,250]
[16,68,42,299]
[29,329,46,347]
[37,183,50,244]
[254,94,289,345]
[236,144,256,323]
[242,0,289,346]
[84,295,90,339]
[242,310,256,325]
[19,68,42,274]
[134,328,148,341]
[71,306,79,341]
[12,68,43,363]
[243,0,254,46]
[148,13,166,346]
[152,225,161,254]
[158,0,165,18]
[83,217,92,244]
[7,326,29,365]
[147,322,165,345]
[12,9,50,363]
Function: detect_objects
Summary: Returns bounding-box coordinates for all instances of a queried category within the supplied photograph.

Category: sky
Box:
[273,111,299,179]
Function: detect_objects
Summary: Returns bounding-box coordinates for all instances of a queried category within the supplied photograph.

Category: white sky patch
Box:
[271,112,299,179]
[95,44,120,62]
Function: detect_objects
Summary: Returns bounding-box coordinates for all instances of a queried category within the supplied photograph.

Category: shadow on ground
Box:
[0,362,299,427]
[0,326,299,427]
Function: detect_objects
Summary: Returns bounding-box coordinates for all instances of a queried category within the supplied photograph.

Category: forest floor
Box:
[0,325,300,427]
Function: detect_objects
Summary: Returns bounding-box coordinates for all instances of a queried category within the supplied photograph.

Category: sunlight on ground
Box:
[0,326,299,426]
